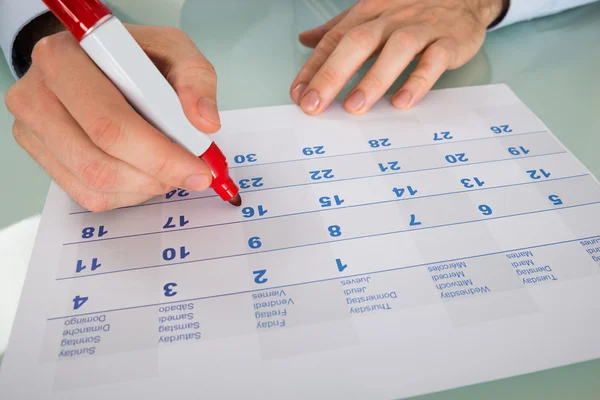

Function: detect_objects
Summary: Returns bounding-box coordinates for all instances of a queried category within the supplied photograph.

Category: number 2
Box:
[445,153,469,164]
[491,125,512,134]
[378,161,401,172]
[369,138,391,148]
[527,169,551,180]
[433,131,453,141]
[239,177,264,189]
[302,146,325,156]
[310,169,334,180]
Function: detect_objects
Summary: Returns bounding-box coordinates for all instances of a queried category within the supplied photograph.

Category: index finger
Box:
[33,31,213,192]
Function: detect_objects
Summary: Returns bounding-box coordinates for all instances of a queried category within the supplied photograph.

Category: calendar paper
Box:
[2,84,600,399]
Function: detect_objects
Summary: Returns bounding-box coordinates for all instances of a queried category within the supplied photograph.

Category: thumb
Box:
[298,8,350,48]
[127,25,220,134]
[167,54,221,134]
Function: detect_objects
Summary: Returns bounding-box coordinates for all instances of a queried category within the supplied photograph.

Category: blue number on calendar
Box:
[491,125,513,134]
[302,146,326,156]
[508,146,530,156]
[461,177,485,188]
[328,225,342,237]
[81,225,108,239]
[336,258,347,272]
[549,195,563,206]
[433,131,453,141]
[378,161,401,172]
[239,177,264,189]
[75,258,101,273]
[393,186,418,198]
[163,283,178,297]
[163,216,189,229]
[409,214,422,226]
[233,154,258,164]
[478,204,493,216]
[527,169,551,180]
[162,246,190,261]
[310,169,335,180]
[445,153,469,164]
[253,270,268,284]
[166,188,189,199]
[248,237,262,249]
[319,195,344,208]
[242,205,268,218]
[72,295,88,310]
[369,138,391,148]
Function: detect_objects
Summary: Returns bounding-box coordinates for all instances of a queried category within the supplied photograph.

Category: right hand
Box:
[5,24,220,212]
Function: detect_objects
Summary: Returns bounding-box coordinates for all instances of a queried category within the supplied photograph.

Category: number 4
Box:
[72,295,88,310]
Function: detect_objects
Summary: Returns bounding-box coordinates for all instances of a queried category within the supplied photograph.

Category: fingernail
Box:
[197,98,221,126]
[184,174,211,192]
[300,90,321,113]
[345,90,365,112]
[291,83,307,104]
[393,90,413,109]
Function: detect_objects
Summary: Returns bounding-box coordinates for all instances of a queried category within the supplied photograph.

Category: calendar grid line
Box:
[67,150,567,216]
[228,130,549,170]
[61,173,589,247]
[48,233,600,320]
[56,199,600,280]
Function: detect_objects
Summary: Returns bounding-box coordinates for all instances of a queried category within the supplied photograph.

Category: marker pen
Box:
[41,0,242,206]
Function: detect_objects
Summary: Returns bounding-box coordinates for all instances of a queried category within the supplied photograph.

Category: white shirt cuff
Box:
[492,0,598,30]
[0,0,49,79]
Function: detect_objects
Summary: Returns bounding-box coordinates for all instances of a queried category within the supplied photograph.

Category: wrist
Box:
[12,11,66,78]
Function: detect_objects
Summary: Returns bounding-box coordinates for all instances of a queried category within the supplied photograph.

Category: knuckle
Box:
[389,30,419,50]
[80,159,118,192]
[11,121,28,146]
[168,56,216,91]
[31,33,70,64]
[77,191,111,213]
[87,116,125,152]
[427,45,451,67]
[159,26,190,41]
[320,29,345,50]
[345,26,376,48]
[408,72,430,90]
[146,150,171,179]
[355,0,383,15]
[317,63,340,86]
[4,82,27,118]
[361,72,385,91]
[420,9,441,26]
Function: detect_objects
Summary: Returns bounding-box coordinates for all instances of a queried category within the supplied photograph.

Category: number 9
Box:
[478,204,493,216]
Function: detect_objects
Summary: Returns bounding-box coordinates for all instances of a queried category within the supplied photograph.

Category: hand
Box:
[290,0,507,115]
[5,24,220,212]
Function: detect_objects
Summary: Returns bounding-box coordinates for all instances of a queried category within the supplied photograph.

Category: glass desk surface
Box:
[0,1,599,398]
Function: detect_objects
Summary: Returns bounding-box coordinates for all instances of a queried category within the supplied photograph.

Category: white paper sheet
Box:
[2,84,600,400]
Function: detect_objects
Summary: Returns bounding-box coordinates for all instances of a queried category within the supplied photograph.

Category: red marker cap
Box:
[42,0,112,41]
[200,143,240,201]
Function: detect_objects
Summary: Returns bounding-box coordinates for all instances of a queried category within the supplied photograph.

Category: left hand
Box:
[290,0,507,115]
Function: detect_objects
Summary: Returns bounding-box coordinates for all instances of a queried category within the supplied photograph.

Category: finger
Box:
[126,25,220,134]
[32,32,213,193]
[392,39,453,109]
[290,7,380,105]
[298,8,350,48]
[15,66,170,195]
[344,26,437,114]
[298,20,385,115]
[12,120,153,212]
